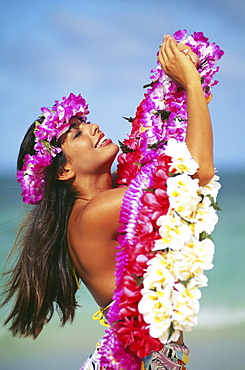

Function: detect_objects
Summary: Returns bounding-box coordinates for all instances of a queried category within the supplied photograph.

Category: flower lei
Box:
[17,93,89,204]
[99,30,224,369]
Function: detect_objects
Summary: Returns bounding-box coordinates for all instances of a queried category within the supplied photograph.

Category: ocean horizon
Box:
[0,169,244,369]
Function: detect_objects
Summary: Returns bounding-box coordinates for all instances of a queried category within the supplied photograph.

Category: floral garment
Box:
[80,339,189,370]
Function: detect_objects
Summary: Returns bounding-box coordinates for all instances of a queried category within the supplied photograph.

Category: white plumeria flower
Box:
[150,321,176,343]
[181,237,215,273]
[143,255,175,289]
[200,238,215,265]
[166,174,201,217]
[139,286,175,342]
[164,138,199,175]
[194,238,215,271]
[199,174,221,201]
[138,255,178,342]
[162,247,208,286]
[140,285,173,318]
[154,213,192,251]
[162,249,191,282]
[191,271,209,288]
[194,199,219,235]
[149,251,176,275]
[171,281,201,332]
[169,250,194,282]
[173,311,198,332]
[175,279,202,304]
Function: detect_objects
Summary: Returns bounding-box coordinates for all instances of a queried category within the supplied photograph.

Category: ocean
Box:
[0,170,244,370]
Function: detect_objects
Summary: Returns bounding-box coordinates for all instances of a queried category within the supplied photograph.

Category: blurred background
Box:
[0,0,244,369]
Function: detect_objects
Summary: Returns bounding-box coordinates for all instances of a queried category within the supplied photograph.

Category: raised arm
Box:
[158,35,214,186]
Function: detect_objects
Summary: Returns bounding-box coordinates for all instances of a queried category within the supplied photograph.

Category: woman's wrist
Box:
[184,77,203,93]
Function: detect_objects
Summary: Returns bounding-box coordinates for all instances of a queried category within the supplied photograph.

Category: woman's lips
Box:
[95,133,112,148]
[100,138,112,147]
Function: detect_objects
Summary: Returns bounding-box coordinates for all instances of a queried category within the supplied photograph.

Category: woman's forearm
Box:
[185,81,214,186]
[158,35,215,186]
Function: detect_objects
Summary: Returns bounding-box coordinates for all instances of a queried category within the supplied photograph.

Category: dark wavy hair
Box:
[1,117,79,338]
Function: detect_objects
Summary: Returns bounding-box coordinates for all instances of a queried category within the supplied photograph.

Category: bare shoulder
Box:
[84,186,127,227]
[69,186,128,240]
[89,186,127,210]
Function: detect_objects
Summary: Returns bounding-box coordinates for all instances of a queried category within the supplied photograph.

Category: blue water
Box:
[0,171,244,369]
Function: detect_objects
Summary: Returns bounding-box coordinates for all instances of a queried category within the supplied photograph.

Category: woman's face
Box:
[60,117,119,177]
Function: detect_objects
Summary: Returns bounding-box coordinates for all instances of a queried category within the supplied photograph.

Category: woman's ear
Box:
[56,164,75,181]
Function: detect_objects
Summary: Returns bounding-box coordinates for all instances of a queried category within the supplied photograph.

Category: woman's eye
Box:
[74,130,81,138]
[67,123,76,133]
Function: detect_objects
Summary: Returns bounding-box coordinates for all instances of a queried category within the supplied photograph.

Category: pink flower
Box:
[173,29,187,41]
[193,31,209,45]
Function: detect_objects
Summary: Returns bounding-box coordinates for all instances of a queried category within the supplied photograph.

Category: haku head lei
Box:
[17,93,89,204]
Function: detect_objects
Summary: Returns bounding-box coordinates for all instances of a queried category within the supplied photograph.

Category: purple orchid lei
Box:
[17,93,89,204]
[98,30,224,369]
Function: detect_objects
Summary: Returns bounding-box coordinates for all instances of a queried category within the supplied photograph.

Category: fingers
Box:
[158,41,167,70]
[159,35,179,63]
[163,35,176,59]
[158,35,179,73]
[178,43,199,66]
[158,48,166,71]
[164,35,180,60]
[159,34,198,71]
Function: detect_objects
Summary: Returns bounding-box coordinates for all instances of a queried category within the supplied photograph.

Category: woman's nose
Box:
[79,122,99,135]
[89,123,100,135]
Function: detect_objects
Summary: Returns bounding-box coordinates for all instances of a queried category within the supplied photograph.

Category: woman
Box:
[2,35,215,369]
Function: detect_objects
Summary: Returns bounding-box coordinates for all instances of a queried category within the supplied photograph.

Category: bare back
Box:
[67,186,127,308]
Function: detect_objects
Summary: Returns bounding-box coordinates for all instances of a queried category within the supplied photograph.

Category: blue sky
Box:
[1,0,245,175]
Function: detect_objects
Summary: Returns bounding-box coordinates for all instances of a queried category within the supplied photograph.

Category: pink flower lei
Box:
[17,93,89,204]
[99,30,224,369]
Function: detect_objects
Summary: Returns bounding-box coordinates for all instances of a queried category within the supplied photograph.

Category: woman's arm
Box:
[158,35,214,186]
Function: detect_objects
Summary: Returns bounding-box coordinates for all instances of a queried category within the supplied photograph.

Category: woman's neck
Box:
[73,172,113,201]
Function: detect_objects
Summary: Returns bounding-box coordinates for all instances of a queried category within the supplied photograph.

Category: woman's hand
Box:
[158,35,200,89]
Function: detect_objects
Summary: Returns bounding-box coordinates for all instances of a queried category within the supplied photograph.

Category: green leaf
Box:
[167,324,175,342]
[197,57,208,70]
[199,231,213,241]
[118,140,135,153]
[133,162,144,167]
[148,139,167,150]
[168,172,177,178]
[179,277,192,288]
[143,81,157,89]
[40,140,54,153]
[154,109,171,121]
[175,211,192,226]
[132,274,143,287]
[33,115,45,136]
[122,116,134,123]
[144,187,156,193]
[207,194,222,211]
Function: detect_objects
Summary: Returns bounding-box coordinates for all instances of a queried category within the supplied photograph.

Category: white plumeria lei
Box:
[138,138,221,343]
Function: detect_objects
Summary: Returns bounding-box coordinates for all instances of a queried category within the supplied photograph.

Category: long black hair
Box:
[1,117,79,338]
